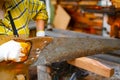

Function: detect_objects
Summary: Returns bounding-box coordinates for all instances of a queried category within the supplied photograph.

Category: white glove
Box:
[36,31,45,37]
[0,40,25,62]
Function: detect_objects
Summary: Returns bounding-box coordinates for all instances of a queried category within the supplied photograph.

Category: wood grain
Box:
[67,57,114,78]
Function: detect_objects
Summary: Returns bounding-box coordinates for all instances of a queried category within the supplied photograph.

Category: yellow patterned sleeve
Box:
[29,0,48,21]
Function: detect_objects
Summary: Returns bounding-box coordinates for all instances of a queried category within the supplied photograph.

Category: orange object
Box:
[19,41,31,62]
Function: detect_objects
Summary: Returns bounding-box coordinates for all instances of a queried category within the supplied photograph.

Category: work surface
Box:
[44,29,120,80]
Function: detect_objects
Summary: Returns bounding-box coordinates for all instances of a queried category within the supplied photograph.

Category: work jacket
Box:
[0,0,48,37]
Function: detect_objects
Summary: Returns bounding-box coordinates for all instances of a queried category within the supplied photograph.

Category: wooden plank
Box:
[67,57,114,78]
[53,5,71,30]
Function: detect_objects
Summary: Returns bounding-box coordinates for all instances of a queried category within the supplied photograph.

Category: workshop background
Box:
[29,0,120,80]
[30,0,120,38]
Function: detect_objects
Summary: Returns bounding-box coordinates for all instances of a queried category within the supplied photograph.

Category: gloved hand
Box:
[36,30,45,37]
[0,40,30,62]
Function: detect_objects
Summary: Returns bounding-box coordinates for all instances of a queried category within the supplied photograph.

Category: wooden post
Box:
[37,65,52,80]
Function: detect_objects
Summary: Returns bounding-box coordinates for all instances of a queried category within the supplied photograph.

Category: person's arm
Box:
[36,19,45,37]
[32,1,48,37]
[36,19,45,31]
[29,0,48,36]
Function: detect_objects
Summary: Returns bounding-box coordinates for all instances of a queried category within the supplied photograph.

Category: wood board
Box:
[68,57,114,78]
[53,5,71,30]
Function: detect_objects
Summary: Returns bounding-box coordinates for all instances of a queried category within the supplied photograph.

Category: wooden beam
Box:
[67,57,114,78]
